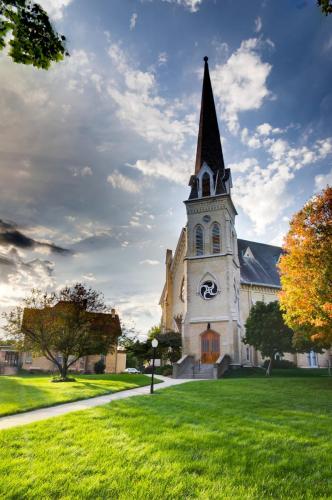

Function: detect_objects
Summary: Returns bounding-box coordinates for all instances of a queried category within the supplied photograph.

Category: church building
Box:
[160,57,330,376]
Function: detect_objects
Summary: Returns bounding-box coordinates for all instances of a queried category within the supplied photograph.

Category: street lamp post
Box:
[150,338,158,394]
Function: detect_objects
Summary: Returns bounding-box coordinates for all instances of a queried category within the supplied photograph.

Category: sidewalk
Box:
[0,375,194,431]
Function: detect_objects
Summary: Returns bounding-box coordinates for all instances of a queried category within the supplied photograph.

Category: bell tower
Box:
[183,57,241,364]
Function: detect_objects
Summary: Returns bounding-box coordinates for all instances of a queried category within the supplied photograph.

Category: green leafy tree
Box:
[243,301,294,376]
[4,284,120,381]
[0,0,68,68]
[122,337,152,370]
[318,0,332,15]
[147,325,161,339]
[121,326,182,369]
[148,325,182,363]
[156,330,182,363]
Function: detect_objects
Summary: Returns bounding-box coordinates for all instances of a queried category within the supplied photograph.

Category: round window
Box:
[199,280,218,300]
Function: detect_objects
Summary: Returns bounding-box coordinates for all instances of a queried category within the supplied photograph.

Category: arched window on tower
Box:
[195,225,204,256]
[211,223,221,253]
[202,173,211,197]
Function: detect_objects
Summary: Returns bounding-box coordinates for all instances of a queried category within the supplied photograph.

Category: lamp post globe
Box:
[152,339,158,348]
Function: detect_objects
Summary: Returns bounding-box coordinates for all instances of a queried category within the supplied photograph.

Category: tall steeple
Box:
[194,56,225,176]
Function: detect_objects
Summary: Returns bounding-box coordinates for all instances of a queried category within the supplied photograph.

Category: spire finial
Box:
[204,56,208,63]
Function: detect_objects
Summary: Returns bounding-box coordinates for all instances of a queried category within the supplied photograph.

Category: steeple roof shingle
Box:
[194,56,225,177]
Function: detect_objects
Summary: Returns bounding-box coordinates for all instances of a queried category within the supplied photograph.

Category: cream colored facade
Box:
[20,350,126,374]
[160,215,331,368]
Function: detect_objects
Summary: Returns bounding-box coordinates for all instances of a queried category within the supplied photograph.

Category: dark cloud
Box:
[72,233,123,252]
[0,219,72,255]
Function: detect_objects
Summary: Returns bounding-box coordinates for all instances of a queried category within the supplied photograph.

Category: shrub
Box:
[263,359,296,369]
[156,365,173,376]
[94,360,106,374]
[144,365,173,376]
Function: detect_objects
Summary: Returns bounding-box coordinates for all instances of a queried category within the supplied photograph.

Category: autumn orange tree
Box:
[279,186,332,348]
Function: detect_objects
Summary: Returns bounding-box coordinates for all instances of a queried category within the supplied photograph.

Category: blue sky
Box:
[0,0,331,336]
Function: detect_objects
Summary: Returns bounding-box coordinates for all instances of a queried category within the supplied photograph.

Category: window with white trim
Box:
[308,350,318,367]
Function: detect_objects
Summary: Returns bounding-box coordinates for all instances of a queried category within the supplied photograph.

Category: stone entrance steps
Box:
[180,363,215,379]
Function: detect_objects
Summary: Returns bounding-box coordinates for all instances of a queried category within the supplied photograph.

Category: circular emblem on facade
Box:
[200,280,218,300]
[202,215,211,223]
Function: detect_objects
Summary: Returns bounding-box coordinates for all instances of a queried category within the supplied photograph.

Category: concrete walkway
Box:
[0,376,194,431]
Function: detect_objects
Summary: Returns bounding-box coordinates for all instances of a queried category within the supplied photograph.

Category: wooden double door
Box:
[201,330,220,364]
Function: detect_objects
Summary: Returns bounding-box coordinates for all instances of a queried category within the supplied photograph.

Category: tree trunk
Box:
[60,364,68,380]
[58,356,70,381]
[266,357,273,376]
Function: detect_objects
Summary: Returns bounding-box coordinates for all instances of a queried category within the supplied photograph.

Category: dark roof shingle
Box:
[237,239,282,288]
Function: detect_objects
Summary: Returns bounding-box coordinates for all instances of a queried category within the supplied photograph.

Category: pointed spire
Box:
[194,56,225,176]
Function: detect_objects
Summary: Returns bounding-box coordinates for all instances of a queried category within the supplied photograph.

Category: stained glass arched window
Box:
[195,225,204,256]
[211,223,220,253]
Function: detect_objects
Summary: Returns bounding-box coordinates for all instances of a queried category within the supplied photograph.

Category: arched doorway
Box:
[201,330,220,363]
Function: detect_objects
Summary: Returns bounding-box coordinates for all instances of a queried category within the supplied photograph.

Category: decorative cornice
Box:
[186,201,226,215]
[184,194,237,216]
[189,314,238,323]
[185,251,233,261]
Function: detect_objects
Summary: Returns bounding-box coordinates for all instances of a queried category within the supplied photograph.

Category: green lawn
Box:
[1,377,332,499]
[0,373,153,417]
[224,367,330,378]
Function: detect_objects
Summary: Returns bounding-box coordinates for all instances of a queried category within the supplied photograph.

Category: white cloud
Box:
[82,273,96,281]
[81,166,93,176]
[0,249,55,308]
[233,162,294,234]
[211,38,272,134]
[160,0,203,12]
[115,292,161,335]
[233,137,332,233]
[158,52,168,65]
[256,123,272,135]
[130,13,138,30]
[140,259,160,265]
[228,158,259,173]
[38,0,73,20]
[315,168,332,190]
[107,171,140,193]
[129,153,192,184]
[70,166,93,177]
[241,123,286,149]
[254,16,262,33]
[107,42,195,146]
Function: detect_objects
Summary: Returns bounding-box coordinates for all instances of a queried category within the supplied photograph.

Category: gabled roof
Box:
[194,57,225,177]
[237,239,283,288]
